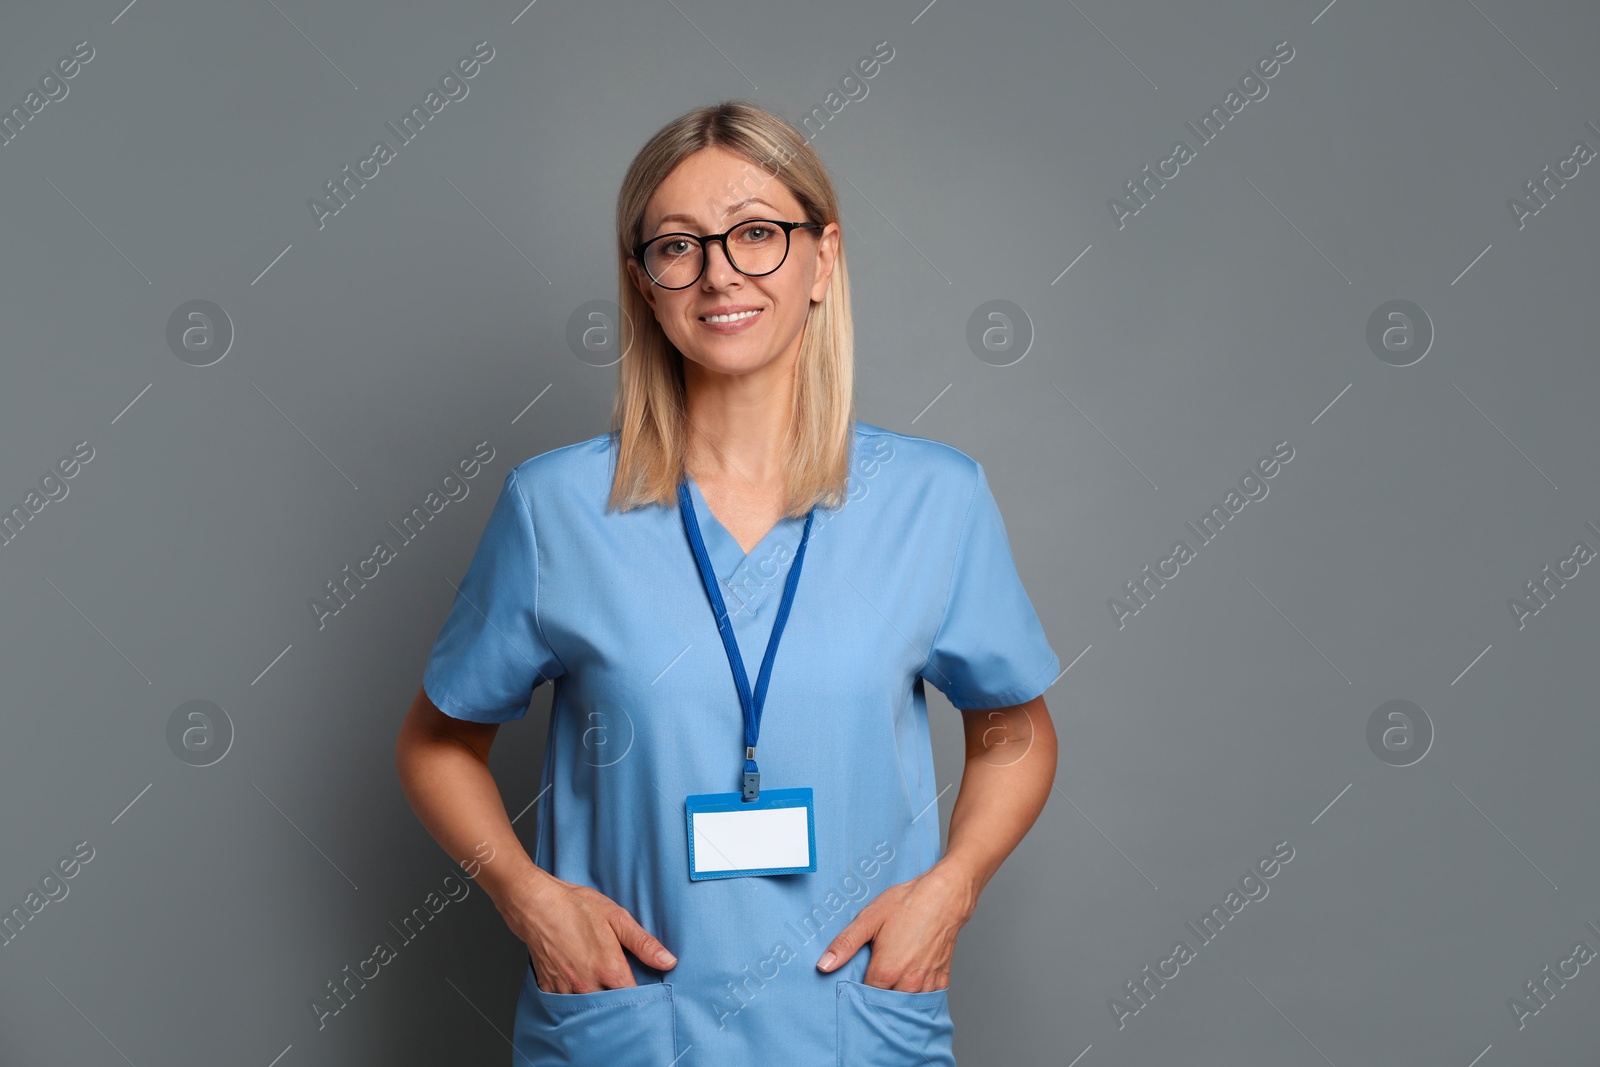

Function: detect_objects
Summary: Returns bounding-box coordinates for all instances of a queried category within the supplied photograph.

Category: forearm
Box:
[395,734,550,910]
[932,695,1057,907]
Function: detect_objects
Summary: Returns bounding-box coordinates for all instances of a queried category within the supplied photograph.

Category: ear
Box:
[808,221,841,304]
[624,257,658,313]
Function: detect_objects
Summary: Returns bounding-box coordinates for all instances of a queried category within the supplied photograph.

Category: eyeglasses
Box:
[631,218,823,290]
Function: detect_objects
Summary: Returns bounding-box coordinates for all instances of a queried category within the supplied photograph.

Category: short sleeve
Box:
[421,467,565,723]
[919,462,1060,711]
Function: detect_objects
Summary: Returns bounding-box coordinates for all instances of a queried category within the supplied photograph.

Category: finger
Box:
[609,908,678,969]
[596,950,641,989]
[530,955,570,994]
[817,911,878,972]
[861,966,900,991]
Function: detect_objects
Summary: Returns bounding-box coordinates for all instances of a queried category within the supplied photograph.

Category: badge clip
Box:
[742,746,760,802]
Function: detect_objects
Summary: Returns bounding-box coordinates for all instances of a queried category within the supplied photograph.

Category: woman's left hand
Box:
[814,861,978,992]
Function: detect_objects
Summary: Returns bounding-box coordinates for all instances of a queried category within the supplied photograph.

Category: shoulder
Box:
[501,430,616,498]
[851,420,983,499]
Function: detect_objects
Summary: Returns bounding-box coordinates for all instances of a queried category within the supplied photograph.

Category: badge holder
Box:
[677,480,820,882]
[685,786,817,880]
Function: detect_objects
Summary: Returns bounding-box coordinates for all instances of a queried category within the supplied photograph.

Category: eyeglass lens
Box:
[644,220,792,288]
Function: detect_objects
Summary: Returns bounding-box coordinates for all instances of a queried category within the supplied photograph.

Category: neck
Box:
[682,343,799,488]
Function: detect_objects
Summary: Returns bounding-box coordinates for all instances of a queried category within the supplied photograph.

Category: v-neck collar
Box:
[682,474,806,588]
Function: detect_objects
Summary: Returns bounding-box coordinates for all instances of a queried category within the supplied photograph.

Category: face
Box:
[627,145,840,381]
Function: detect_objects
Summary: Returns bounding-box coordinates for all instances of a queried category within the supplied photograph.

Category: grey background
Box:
[1,0,1597,1063]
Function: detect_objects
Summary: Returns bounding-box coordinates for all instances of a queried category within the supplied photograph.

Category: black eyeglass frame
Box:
[630,218,824,290]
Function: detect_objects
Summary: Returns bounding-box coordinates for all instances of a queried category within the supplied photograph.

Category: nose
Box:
[701,237,741,285]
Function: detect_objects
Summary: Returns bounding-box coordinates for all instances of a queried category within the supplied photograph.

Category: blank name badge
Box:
[684,787,816,880]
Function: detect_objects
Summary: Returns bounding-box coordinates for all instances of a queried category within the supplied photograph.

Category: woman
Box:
[395,100,1060,1065]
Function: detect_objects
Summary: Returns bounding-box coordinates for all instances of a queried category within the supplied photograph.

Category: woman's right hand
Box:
[497,869,677,993]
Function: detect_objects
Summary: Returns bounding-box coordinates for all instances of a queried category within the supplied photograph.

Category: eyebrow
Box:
[649,197,777,234]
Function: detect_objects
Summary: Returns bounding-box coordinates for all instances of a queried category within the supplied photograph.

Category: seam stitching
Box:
[509,466,569,681]
[920,459,982,699]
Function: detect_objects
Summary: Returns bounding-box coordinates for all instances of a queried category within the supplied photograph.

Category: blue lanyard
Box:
[677,480,816,801]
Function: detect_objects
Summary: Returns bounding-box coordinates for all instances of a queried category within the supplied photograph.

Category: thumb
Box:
[610,908,677,970]
[817,908,879,973]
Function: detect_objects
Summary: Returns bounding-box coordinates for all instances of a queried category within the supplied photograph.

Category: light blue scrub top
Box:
[422,420,1059,1066]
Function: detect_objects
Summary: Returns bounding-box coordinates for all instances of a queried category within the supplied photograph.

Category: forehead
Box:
[642,145,803,233]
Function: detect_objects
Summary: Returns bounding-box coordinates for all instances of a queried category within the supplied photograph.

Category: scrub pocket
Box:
[515,956,678,1066]
[835,979,956,1067]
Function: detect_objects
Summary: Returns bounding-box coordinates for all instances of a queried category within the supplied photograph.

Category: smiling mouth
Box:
[700,309,763,323]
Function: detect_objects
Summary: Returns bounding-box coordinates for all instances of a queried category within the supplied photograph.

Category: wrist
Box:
[926,855,988,921]
[480,855,555,915]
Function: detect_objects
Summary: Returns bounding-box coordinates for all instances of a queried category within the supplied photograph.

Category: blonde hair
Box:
[607,100,855,517]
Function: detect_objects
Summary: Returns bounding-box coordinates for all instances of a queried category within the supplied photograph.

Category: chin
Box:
[682,348,776,376]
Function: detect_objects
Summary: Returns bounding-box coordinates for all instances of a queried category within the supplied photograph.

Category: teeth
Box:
[704,309,760,323]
